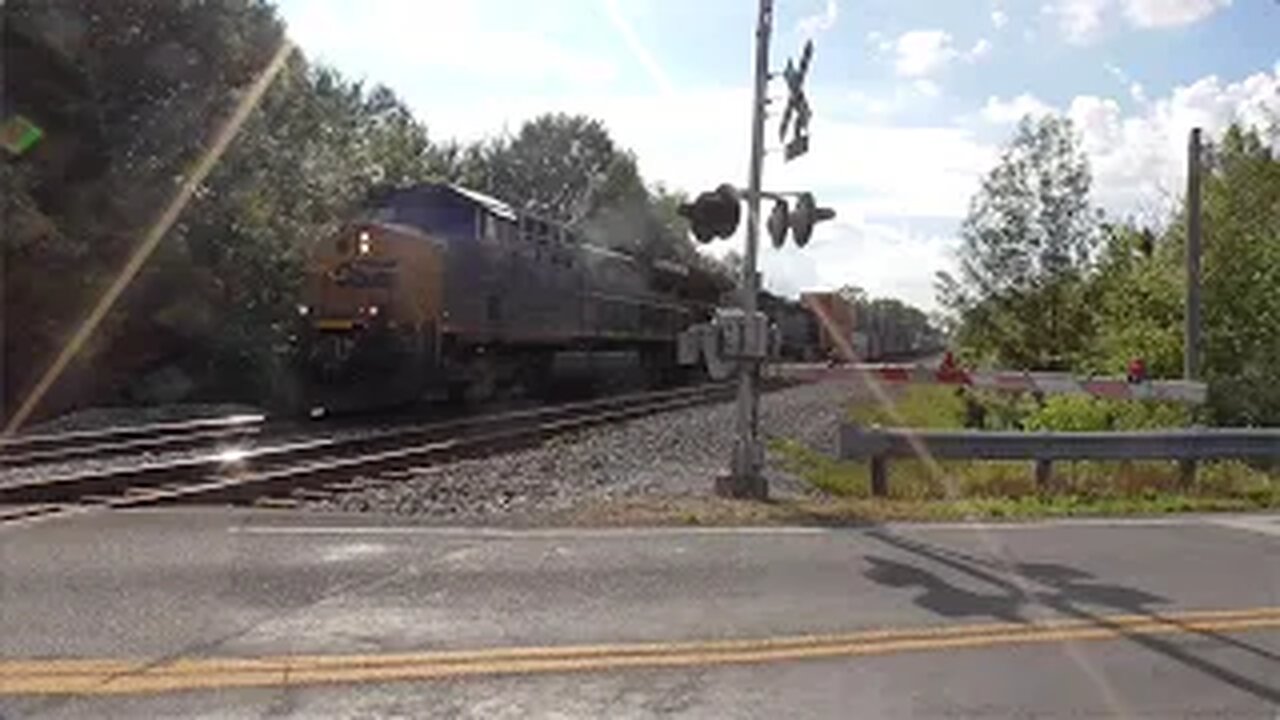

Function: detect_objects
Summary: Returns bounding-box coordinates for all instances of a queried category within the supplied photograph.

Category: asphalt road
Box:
[1,509,1278,718]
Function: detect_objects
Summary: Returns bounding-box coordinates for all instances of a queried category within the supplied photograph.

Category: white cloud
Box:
[980,93,1056,123]
[913,79,942,98]
[866,30,893,53]
[893,30,958,77]
[1122,0,1231,27]
[977,68,1280,221]
[847,80,947,117]
[1104,63,1149,105]
[1070,66,1280,218]
[1047,0,1110,43]
[797,0,839,38]
[991,8,1009,28]
[890,30,989,78]
[1046,0,1232,42]
[1104,62,1129,84]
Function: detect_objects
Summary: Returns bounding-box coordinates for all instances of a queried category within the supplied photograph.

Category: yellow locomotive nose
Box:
[303,224,406,330]
[295,220,445,410]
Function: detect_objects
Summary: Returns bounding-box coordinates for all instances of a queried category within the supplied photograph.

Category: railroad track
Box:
[0,414,266,469]
[0,382,742,527]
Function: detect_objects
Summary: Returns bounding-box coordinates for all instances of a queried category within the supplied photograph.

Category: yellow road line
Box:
[4,607,1278,696]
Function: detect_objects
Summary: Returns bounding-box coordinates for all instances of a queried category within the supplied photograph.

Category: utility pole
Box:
[727,0,772,499]
[1185,127,1202,381]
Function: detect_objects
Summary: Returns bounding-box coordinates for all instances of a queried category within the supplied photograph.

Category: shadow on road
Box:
[860,528,1280,704]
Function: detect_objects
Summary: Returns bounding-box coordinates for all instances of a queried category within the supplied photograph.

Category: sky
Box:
[273,0,1280,311]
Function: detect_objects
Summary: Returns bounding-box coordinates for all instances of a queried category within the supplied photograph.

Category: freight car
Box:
[292,183,726,413]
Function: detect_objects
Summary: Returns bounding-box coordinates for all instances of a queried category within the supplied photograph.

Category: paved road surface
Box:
[2,509,1278,718]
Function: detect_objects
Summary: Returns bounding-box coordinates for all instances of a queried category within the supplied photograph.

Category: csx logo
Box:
[330,259,396,288]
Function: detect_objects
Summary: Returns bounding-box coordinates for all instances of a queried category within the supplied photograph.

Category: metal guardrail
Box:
[838,425,1280,496]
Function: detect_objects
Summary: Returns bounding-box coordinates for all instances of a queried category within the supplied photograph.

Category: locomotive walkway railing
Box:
[838,425,1280,497]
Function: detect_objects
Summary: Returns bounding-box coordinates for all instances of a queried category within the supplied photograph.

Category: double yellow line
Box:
[4,606,1279,696]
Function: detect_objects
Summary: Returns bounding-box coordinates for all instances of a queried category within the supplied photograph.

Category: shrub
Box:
[1024,395,1191,431]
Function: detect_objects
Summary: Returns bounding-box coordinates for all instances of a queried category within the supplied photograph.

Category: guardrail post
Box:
[870,456,888,497]
[1179,460,1197,489]
[1035,459,1053,489]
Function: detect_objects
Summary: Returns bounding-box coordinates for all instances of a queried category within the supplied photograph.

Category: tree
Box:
[1082,224,1183,378]
[3,0,293,413]
[459,113,619,221]
[2,0,445,416]
[943,114,1100,369]
[1198,125,1280,425]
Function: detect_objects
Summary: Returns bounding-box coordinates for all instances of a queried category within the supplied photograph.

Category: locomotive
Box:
[292,182,727,413]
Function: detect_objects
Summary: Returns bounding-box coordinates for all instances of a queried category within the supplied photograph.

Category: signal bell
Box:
[767,200,789,249]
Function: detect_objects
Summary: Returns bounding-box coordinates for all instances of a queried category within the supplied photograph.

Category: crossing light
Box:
[678,183,741,243]
[790,192,835,248]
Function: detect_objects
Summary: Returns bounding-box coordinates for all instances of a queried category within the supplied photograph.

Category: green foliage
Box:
[434,112,708,268]
[449,113,619,221]
[3,1,445,414]
[943,115,1100,370]
[1080,225,1184,377]
[1023,395,1191,431]
[1198,126,1280,425]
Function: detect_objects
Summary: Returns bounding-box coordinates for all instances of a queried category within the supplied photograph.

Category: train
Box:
[292,182,729,413]
[765,291,944,363]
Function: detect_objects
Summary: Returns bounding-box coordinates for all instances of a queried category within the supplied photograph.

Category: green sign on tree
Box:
[1,115,44,155]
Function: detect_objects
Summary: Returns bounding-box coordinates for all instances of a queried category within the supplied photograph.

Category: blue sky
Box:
[274,0,1279,310]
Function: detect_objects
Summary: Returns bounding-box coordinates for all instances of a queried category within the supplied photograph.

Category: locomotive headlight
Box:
[296,304,310,316]
[357,230,372,255]
[366,304,380,317]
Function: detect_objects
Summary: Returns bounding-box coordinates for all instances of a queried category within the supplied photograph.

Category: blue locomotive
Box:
[294,183,727,412]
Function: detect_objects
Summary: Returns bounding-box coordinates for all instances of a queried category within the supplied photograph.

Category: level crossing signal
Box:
[766,192,835,248]
[678,184,742,242]
[681,184,834,248]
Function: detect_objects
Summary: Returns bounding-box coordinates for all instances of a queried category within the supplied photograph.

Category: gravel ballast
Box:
[303,378,874,522]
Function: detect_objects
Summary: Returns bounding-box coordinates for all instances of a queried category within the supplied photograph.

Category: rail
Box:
[0,382,749,526]
[0,414,265,467]
[838,425,1280,496]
